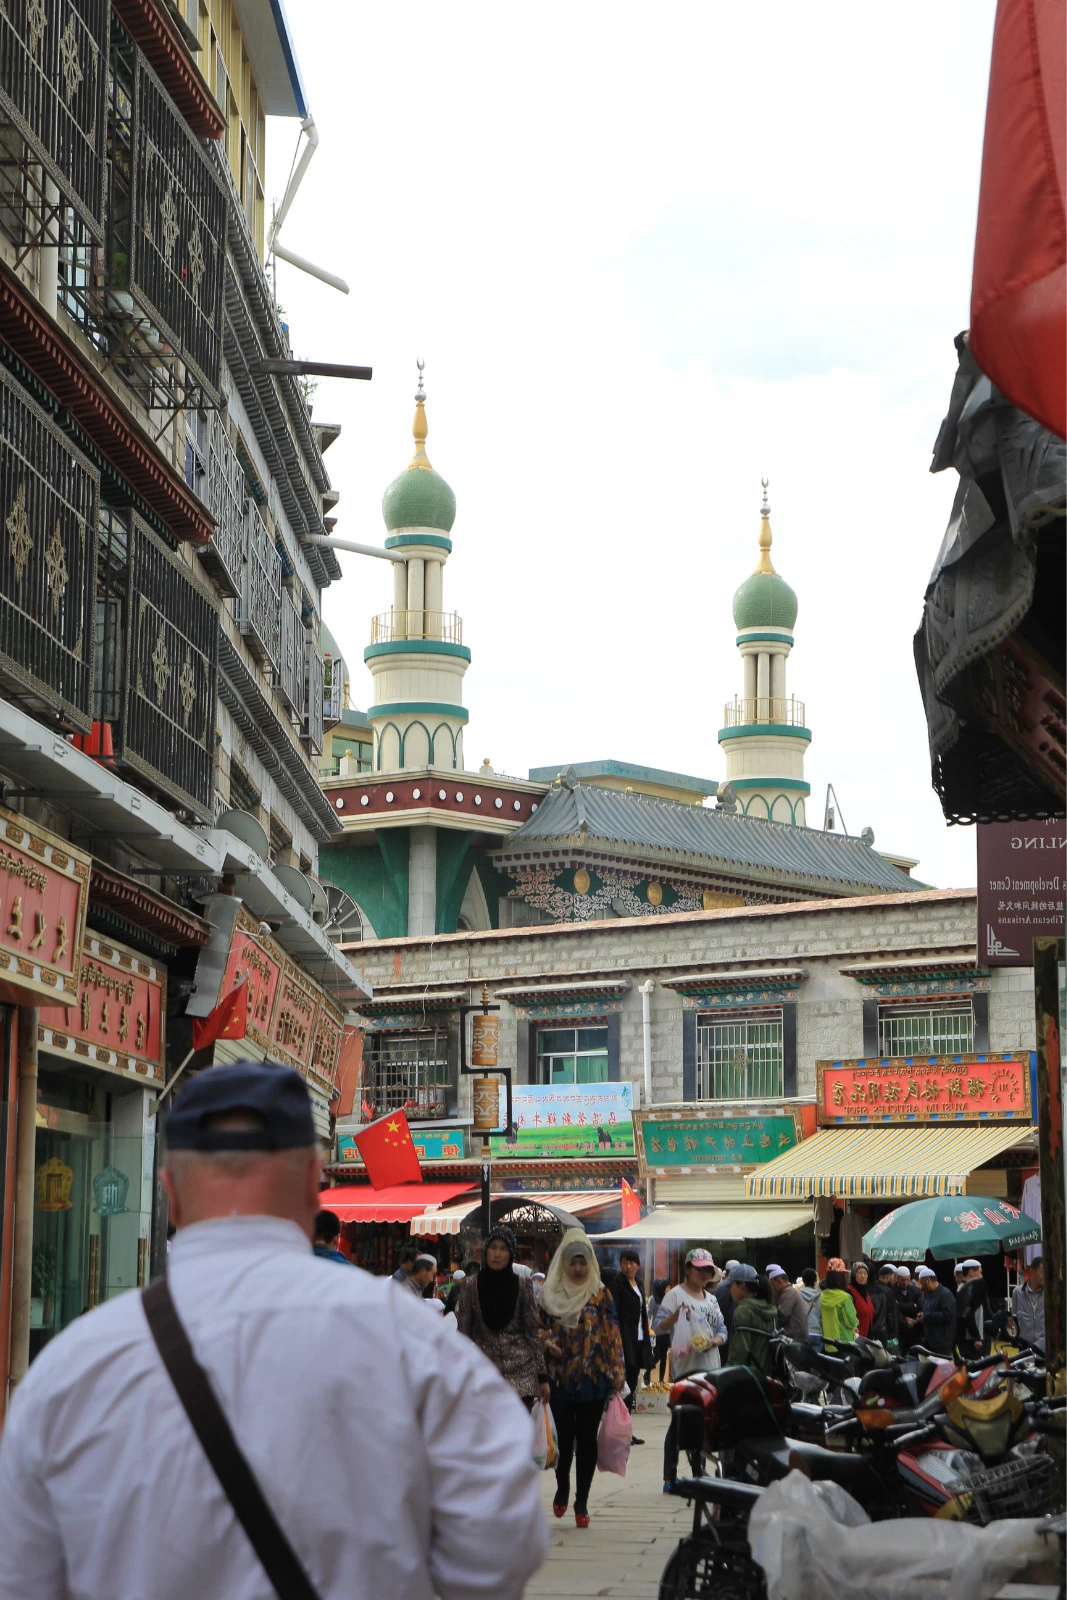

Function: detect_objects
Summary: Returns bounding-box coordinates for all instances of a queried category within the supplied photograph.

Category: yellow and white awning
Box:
[745,1123,1035,1200]
[596,1204,812,1243]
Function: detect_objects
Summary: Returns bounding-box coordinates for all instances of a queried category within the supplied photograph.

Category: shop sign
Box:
[0,805,90,1007]
[221,916,282,1049]
[636,1109,802,1171]
[214,910,344,1084]
[490,1083,634,1159]
[38,933,165,1084]
[976,819,1066,966]
[337,1127,466,1163]
[817,1053,1032,1124]
[310,1007,344,1092]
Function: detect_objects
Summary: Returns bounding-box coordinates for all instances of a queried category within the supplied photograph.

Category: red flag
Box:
[192,979,248,1051]
[621,1179,641,1229]
[353,1110,423,1189]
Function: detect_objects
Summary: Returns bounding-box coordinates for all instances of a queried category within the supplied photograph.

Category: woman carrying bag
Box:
[538,1230,625,1530]
[455,1226,549,1409]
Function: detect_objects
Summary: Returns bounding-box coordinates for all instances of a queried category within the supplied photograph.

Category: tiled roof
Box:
[494,783,922,896]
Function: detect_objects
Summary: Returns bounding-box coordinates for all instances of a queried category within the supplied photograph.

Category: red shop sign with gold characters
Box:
[817,1053,1032,1124]
[219,910,282,1049]
[0,803,90,1007]
[213,907,344,1086]
[38,933,166,1084]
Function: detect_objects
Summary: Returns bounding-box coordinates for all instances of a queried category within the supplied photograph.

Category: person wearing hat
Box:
[956,1259,992,1356]
[916,1266,957,1356]
[1011,1256,1044,1352]
[455,1225,549,1407]
[893,1263,923,1352]
[0,1061,548,1599]
[653,1249,727,1382]
[391,1244,427,1299]
[714,1258,740,1351]
[725,1265,778,1374]
[819,1258,859,1349]
[869,1262,901,1348]
[765,1264,809,1343]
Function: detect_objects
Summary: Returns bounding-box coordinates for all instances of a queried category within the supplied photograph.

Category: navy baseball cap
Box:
[725,1263,758,1285]
[165,1060,316,1152]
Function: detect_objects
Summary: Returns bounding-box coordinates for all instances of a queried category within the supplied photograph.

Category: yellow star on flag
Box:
[387,1120,401,1133]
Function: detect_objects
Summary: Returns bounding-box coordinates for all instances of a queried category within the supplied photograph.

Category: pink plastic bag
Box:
[596,1392,632,1477]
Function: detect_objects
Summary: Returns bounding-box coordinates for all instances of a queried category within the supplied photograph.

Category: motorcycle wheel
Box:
[659,1535,767,1600]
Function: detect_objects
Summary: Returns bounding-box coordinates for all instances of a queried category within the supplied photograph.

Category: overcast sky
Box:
[268,3,996,889]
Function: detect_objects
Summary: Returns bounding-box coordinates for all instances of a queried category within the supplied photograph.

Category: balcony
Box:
[277,588,302,712]
[0,364,98,729]
[721,696,807,729]
[303,643,324,756]
[95,508,219,817]
[370,609,463,645]
[196,412,246,599]
[235,501,281,673]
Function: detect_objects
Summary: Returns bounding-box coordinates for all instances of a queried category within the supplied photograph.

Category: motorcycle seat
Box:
[784,1438,879,1487]
[672,1474,763,1511]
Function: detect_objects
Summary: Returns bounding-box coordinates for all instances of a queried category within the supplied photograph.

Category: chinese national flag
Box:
[353,1110,423,1189]
[191,980,248,1051]
[621,1179,641,1229]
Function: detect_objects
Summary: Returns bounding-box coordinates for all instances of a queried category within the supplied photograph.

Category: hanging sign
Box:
[976,819,1066,966]
[0,804,90,1007]
[817,1053,1032,1124]
[208,909,343,1082]
[636,1107,802,1171]
[38,933,166,1084]
[490,1083,635,1159]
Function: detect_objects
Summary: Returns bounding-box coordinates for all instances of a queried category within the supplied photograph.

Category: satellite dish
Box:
[716,782,738,814]
[306,876,330,926]
[860,826,876,847]
[216,808,269,860]
[273,864,315,912]
[320,881,366,943]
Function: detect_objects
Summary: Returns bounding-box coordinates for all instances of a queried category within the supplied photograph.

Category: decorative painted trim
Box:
[514,999,622,1021]
[384,533,453,552]
[733,777,811,794]
[718,724,811,742]
[356,1009,458,1031]
[681,988,795,1009]
[735,632,795,646]
[867,976,992,1000]
[365,640,471,663]
[370,701,469,723]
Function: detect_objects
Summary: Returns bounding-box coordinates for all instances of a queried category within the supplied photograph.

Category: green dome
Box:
[732,570,798,631]
[382,467,456,534]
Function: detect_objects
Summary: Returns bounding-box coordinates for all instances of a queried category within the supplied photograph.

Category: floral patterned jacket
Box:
[455,1276,546,1399]
[538,1286,625,1402]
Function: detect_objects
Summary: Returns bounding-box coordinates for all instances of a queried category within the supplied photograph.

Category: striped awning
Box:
[745,1123,1035,1200]
[409,1189,621,1236]
[596,1204,812,1242]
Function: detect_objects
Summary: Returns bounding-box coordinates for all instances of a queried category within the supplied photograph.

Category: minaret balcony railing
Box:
[370,609,463,645]
[722,696,807,728]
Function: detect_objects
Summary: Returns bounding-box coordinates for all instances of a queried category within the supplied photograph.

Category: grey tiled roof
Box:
[495,784,923,896]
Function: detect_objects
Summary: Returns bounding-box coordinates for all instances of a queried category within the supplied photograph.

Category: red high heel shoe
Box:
[574,1508,590,1529]
[552,1501,567,1519]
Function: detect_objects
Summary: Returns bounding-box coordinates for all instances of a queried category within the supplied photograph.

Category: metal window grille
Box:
[364,1031,449,1121]
[0,364,98,727]
[184,408,207,498]
[277,588,301,711]
[195,410,246,598]
[696,1012,784,1099]
[303,641,324,755]
[235,500,281,672]
[535,1026,609,1085]
[322,653,343,726]
[878,1005,974,1057]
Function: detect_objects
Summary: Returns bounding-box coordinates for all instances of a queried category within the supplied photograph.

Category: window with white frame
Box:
[878,1002,974,1057]
[535,1026,609,1085]
[364,1031,449,1120]
[696,1012,784,1099]
[184,408,208,499]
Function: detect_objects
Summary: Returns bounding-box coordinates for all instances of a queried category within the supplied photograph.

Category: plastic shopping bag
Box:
[530,1400,557,1471]
[596,1391,632,1477]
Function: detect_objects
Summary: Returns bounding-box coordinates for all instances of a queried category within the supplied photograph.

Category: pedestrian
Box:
[532,1271,546,1300]
[915,1266,957,1356]
[798,1267,823,1348]
[653,1249,727,1381]
[455,1225,549,1410]
[312,1209,350,1264]
[848,1261,874,1337]
[894,1263,923,1352]
[538,1229,625,1530]
[607,1248,654,1444]
[442,1267,466,1316]
[820,1259,859,1349]
[1011,1256,1045,1352]
[765,1263,809,1342]
[0,1060,548,1600]
[714,1257,740,1348]
[726,1266,778,1374]
[869,1263,901,1348]
[418,1255,441,1300]
[646,1277,670,1383]
[957,1259,992,1356]
[391,1244,426,1298]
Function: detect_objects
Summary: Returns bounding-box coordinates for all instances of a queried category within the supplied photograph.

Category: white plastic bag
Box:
[748,1470,1052,1600]
[530,1400,557,1472]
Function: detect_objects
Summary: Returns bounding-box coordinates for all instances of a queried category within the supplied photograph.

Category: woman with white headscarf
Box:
[538,1230,625,1529]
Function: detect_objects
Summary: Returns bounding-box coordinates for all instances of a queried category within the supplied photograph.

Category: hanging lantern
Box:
[92,1163,130,1216]
[472,1075,499,1132]
[34,1157,73,1212]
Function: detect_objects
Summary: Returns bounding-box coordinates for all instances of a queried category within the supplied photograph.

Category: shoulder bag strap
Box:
[142,1278,321,1600]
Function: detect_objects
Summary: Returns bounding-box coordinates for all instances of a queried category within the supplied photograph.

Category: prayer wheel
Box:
[471,1012,499,1068]
[472,1075,499,1133]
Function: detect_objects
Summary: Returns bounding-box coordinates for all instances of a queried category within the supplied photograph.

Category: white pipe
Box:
[272,240,349,295]
[270,115,319,246]
[304,534,405,564]
[638,979,655,1107]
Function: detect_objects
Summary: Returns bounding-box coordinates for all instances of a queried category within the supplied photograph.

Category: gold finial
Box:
[408,358,432,472]
[754,476,775,575]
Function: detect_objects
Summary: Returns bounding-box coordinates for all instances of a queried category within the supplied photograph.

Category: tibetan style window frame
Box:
[694,1009,786,1102]
[363,1029,451,1122]
[534,1024,611,1086]
[0,363,98,728]
[877,1001,975,1059]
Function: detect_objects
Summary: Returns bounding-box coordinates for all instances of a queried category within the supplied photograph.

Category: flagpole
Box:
[158,1046,197,1105]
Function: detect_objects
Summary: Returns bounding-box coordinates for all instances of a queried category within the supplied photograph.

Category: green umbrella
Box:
[862,1195,1041,1262]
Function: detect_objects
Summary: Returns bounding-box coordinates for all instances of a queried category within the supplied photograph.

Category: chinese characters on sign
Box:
[976,819,1066,966]
[212,910,344,1085]
[0,805,90,1006]
[817,1054,1032,1124]
[638,1112,801,1169]
[338,1128,465,1163]
[490,1084,635,1159]
[38,934,165,1082]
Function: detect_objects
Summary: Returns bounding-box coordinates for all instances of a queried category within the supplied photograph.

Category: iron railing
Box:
[0,364,98,727]
[878,1006,974,1058]
[721,696,807,728]
[696,1015,784,1100]
[370,609,463,645]
[363,1031,449,1121]
[95,508,219,817]
[322,652,343,727]
[277,587,302,712]
[303,641,324,755]
[0,0,109,248]
[196,411,246,598]
[235,501,280,672]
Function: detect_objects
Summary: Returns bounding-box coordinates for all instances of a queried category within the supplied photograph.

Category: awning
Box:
[596,1204,812,1242]
[745,1124,1035,1200]
[409,1189,622,1236]
[319,1183,476,1224]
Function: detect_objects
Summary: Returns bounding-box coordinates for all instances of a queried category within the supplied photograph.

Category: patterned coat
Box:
[538,1286,625,1402]
[456,1275,546,1399]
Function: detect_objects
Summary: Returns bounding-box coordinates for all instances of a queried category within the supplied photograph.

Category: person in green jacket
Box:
[725,1264,779,1373]
[820,1258,859,1348]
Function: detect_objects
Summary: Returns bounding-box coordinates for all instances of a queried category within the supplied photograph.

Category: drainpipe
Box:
[9,1006,38,1393]
[638,979,655,1108]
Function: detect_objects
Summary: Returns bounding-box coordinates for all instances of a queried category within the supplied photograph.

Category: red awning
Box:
[318,1183,477,1224]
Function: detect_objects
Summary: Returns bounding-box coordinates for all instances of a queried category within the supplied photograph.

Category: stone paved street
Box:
[526,1412,690,1600]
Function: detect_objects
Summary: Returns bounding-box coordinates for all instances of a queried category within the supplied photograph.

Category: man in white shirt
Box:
[0,1060,548,1600]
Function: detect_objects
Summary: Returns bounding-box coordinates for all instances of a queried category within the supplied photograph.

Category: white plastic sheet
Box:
[748,1470,1054,1600]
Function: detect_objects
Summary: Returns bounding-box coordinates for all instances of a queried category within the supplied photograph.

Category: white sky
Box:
[268,2,997,889]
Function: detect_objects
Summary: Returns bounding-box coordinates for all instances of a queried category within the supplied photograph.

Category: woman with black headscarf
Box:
[456,1225,549,1409]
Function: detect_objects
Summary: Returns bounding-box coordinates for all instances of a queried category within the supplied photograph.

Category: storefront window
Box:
[696,1014,784,1099]
[535,1026,609,1084]
[878,1004,973,1056]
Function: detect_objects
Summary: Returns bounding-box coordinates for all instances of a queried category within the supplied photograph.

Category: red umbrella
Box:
[970,0,1066,438]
